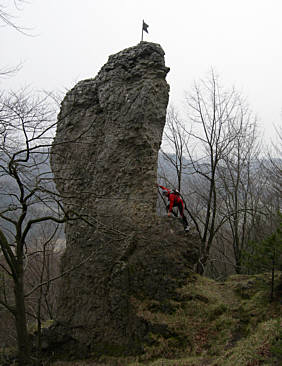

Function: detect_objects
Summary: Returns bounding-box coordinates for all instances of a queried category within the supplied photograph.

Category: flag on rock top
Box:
[141,20,149,41]
[143,20,149,33]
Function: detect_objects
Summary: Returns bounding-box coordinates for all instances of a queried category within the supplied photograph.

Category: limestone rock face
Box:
[51,42,200,356]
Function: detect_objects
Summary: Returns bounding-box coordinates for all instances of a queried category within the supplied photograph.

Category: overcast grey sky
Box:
[1,0,282,142]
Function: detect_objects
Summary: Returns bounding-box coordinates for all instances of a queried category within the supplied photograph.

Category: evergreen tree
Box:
[242,213,282,301]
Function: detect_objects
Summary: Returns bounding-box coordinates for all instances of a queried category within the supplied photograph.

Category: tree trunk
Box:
[270,251,275,302]
[235,256,242,274]
[196,245,208,275]
[14,272,32,365]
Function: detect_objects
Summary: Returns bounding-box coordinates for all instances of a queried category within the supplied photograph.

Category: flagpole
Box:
[141,20,148,42]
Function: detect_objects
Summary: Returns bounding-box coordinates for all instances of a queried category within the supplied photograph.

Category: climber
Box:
[157,184,190,232]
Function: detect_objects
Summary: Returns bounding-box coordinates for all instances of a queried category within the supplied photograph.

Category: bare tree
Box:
[181,71,250,272]
[0,89,75,365]
[264,123,282,202]
[159,70,264,275]
[0,0,29,33]
[0,224,63,364]
[216,107,263,273]
[0,0,31,78]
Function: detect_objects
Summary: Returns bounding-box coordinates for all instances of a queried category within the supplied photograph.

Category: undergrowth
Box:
[41,272,282,366]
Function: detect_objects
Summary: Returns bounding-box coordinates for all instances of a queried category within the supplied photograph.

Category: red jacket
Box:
[159,185,183,213]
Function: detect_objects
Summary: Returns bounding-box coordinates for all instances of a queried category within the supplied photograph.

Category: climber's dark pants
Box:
[167,202,188,228]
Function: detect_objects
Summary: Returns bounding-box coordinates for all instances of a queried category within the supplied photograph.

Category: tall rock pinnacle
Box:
[50,42,199,357]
